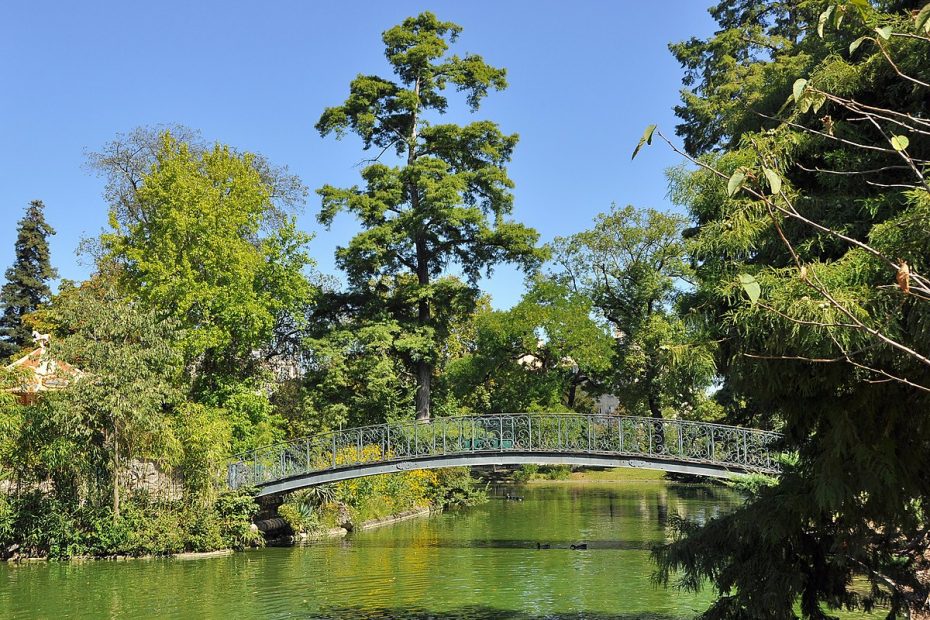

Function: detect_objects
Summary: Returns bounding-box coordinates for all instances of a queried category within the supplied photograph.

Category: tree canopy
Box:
[642,1,930,617]
[100,131,314,389]
[551,205,717,420]
[316,11,543,420]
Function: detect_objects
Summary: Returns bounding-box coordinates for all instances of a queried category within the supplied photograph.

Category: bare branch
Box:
[875,39,930,89]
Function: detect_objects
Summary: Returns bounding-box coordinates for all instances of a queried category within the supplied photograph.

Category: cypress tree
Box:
[0,200,57,357]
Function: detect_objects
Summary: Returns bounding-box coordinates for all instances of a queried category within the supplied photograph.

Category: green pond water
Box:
[0,481,870,619]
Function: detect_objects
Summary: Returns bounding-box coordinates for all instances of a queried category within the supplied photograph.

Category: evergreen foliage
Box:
[647,1,930,617]
[315,12,544,421]
[0,200,57,358]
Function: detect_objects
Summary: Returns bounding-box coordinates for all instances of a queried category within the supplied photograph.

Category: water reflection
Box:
[315,605,693,619]
[1,482,741,620]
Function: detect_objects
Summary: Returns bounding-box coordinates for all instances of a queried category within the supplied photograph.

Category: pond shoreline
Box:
[2,469,712,563]
[3,506,436,564]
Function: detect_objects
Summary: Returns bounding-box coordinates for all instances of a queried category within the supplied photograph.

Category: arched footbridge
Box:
[227,414,781,497]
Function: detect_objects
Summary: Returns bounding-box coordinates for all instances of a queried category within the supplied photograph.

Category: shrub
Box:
[512,464,538,482]
[426,468,487,509]
[279,502,319,534]
[544,465,571,480]
[212,488,262,549]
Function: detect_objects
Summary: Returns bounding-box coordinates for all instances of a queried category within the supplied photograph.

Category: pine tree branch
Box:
[655,129,930,373]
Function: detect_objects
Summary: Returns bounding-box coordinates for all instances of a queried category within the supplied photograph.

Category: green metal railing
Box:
[228,414,781,490]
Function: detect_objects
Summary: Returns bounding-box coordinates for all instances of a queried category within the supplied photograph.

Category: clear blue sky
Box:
[0,1,715,309]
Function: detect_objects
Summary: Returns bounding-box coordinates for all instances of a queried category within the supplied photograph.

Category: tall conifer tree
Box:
[0,200,57,357]
[316,12,542,421]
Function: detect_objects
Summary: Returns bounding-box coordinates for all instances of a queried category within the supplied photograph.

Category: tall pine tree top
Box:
[0,200,57,357]
[316,12,543,420]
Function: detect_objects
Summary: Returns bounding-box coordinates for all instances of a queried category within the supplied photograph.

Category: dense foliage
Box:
[278,467,486,538]
[315,12,544,421]
[10,11,923,611]
[637,1,930,617]
[551,205,719,421]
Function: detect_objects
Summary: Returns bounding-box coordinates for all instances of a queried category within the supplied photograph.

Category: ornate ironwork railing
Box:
[227,414,782,490]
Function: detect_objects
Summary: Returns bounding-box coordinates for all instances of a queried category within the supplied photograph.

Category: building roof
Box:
[4,339,83,400]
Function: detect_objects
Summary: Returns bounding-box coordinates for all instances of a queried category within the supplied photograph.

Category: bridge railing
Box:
[227,414,781,490]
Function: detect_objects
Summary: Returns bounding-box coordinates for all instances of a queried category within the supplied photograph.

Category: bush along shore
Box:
[0,488,262,562]
[274,467,486,543]
[0,467,485,561]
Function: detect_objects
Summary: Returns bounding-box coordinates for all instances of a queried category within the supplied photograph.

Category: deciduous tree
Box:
[445,278,613,414]
[99,131,314,392]
[551,205,717,421]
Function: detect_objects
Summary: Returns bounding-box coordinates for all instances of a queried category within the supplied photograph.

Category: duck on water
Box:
[535,543,588,550]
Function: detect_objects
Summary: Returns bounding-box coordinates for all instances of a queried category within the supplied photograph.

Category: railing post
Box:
[415,422,419,455]
[305,440,310,472]
[587,415,592,452]
[499,416,503,451]
[618,418,623,453]
[558,416,562,450]
[648,422,653,455]
[678,422,683,456]
[528,416,533,450]
[442,420,447,454]
[709,426,714,461]
[357,430,362,463]
[332,433,337,468]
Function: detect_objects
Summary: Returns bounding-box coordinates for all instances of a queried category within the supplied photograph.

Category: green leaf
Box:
[875,25,892,40]
[918,3,930,34]
[818,6,833,38]
[891,135,910,151]
[833,4,847,29]
[812,93,827,114]
[763,168,782,195]
[727,169,747,197]
[849,36,869,54]
[792,78,808,102]
[631,124,657,160]
[738,274,761,305]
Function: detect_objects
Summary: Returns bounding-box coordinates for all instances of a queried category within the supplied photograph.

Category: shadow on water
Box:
[663,483,730,502]
[315,606,686,620]
[342,538,655,551]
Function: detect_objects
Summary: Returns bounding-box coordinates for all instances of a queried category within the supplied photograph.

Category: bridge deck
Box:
[227,414,781,497]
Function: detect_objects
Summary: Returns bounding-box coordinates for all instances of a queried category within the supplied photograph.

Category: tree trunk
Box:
[415,362,431,422]
[414,235,432,422]
[112,428,120,519]
[410,74,432,423]
[646,358,664,451]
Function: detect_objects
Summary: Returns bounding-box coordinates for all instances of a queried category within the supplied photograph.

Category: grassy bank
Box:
[513,465,670,483]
